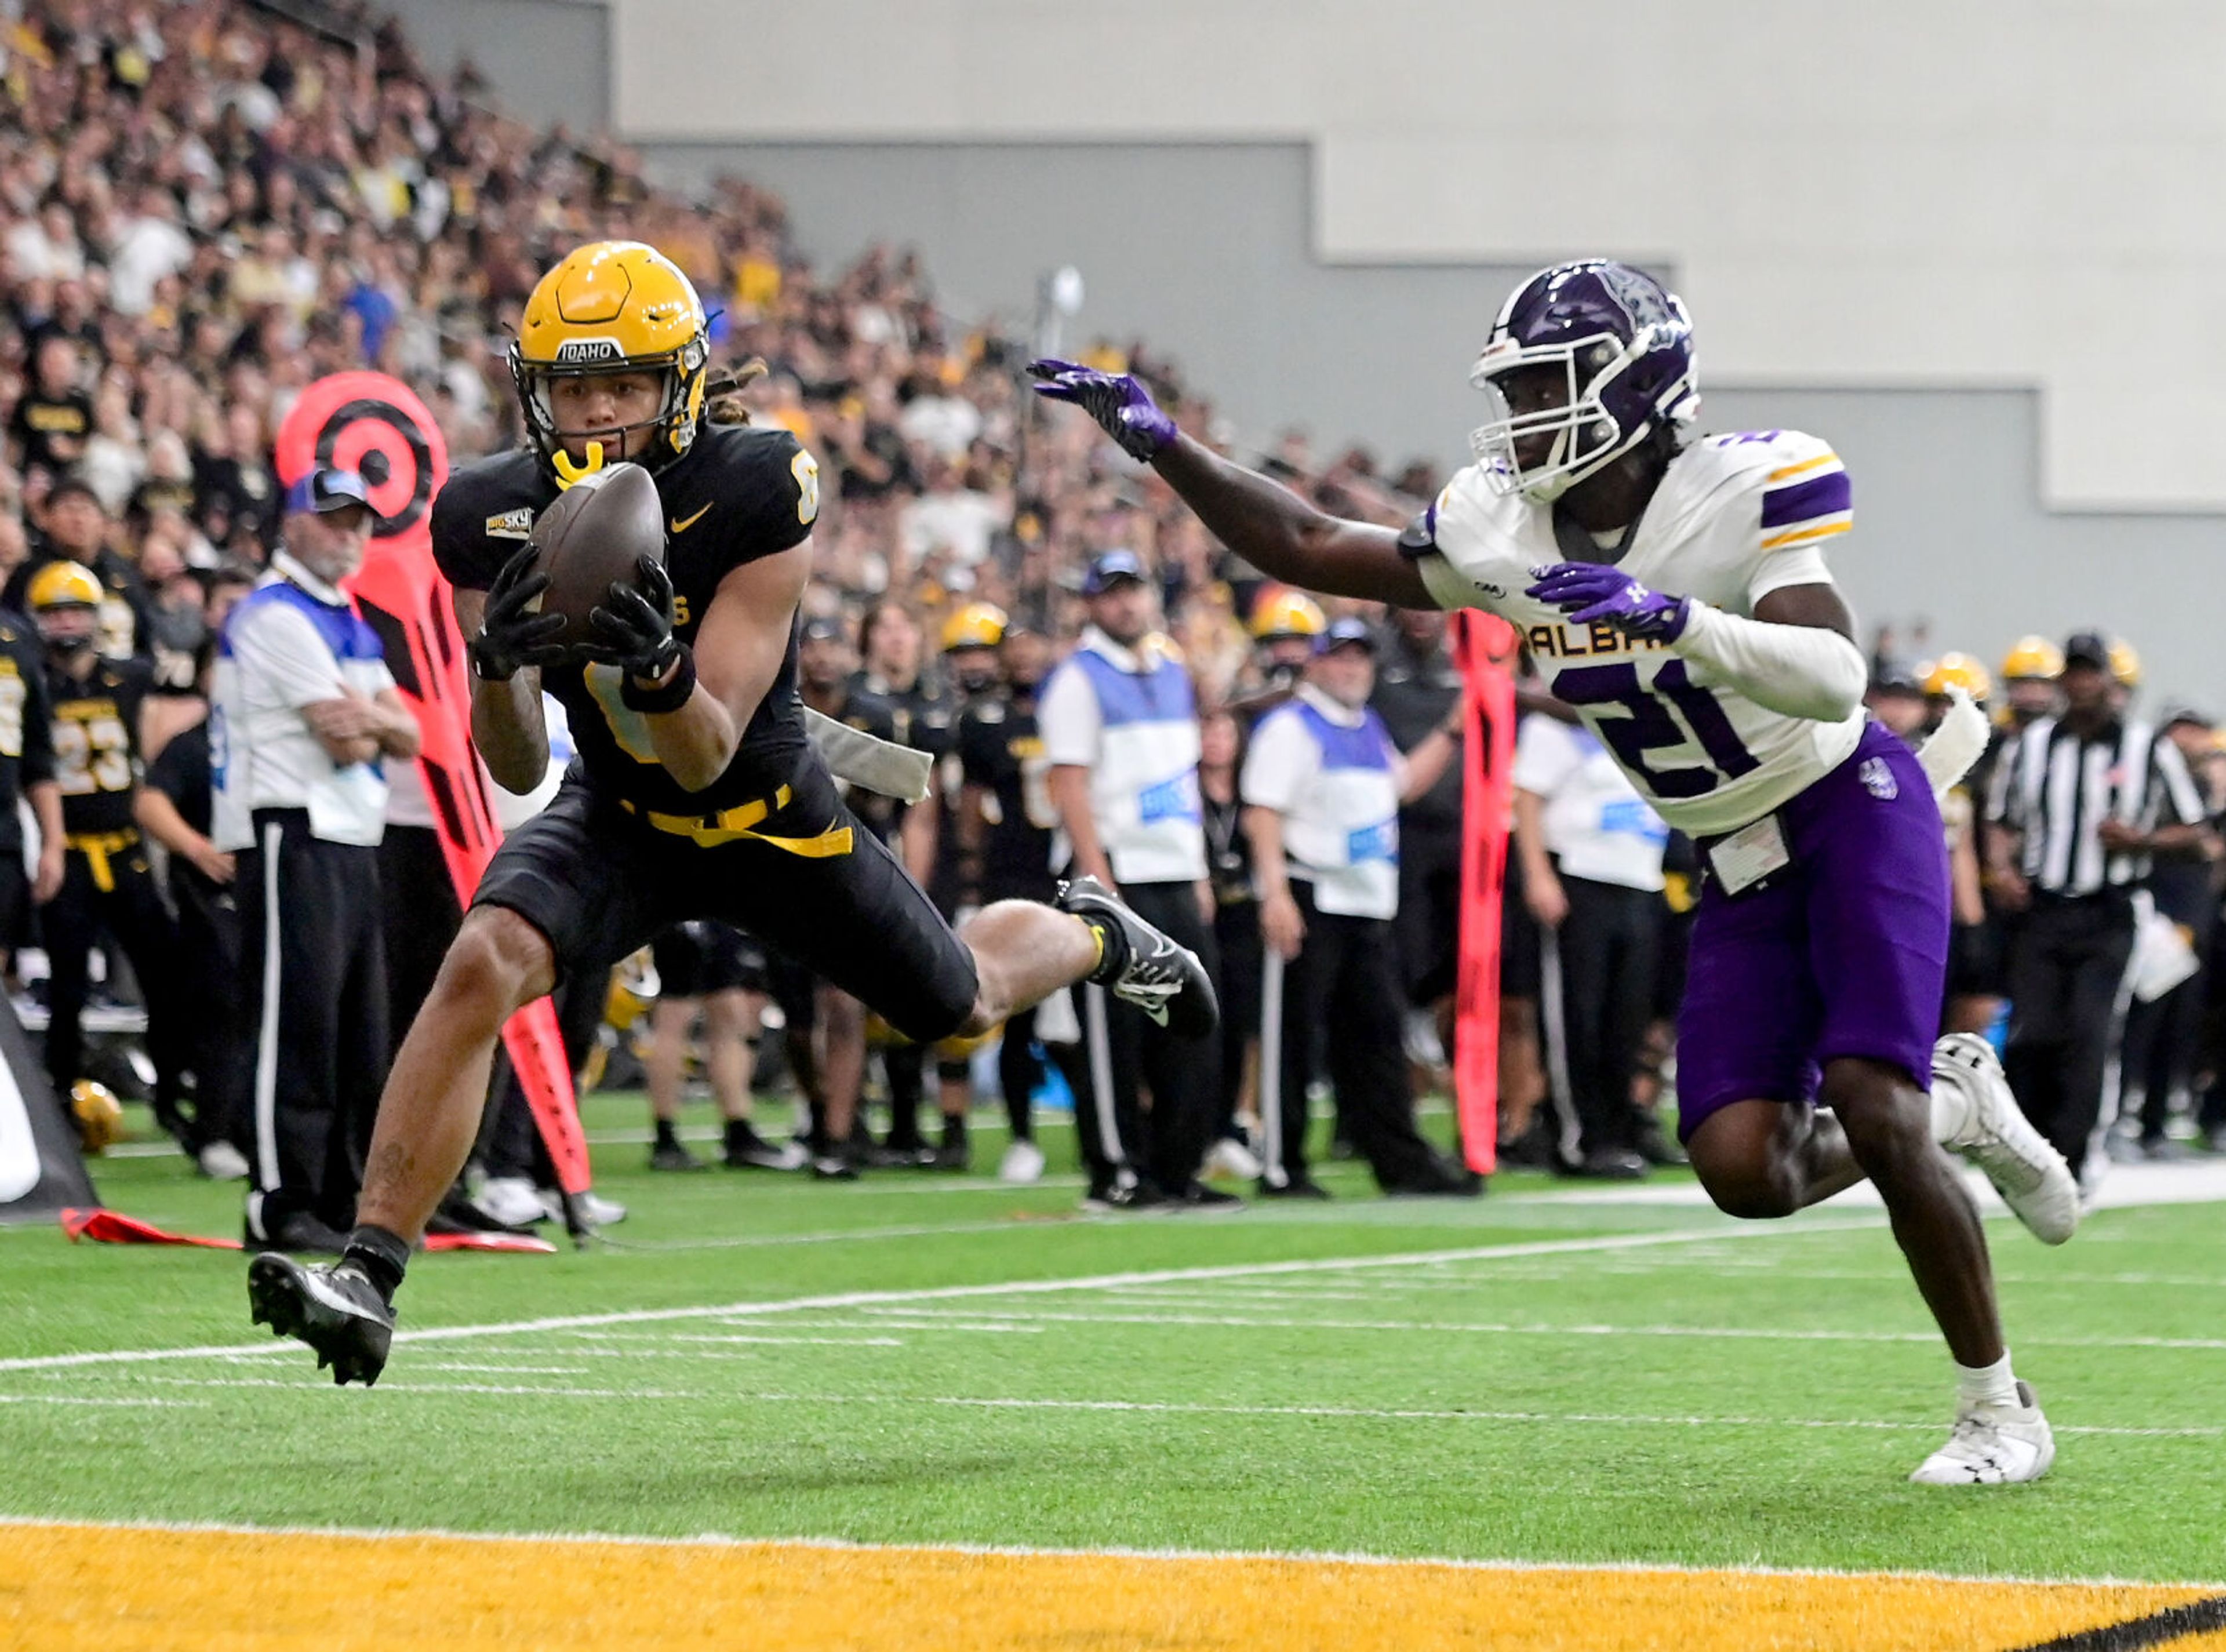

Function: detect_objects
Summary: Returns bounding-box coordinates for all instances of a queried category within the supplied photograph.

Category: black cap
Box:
[1869,667,1924,698]
[799,616,847,645]
[2062,631,2111,671]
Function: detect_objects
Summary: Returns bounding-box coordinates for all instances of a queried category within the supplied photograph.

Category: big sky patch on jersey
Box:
[1413,430,1865,838]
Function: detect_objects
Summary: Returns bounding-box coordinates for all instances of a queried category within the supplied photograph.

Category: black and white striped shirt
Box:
[1988,716,2205,896]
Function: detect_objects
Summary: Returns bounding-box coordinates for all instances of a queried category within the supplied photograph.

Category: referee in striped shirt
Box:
[1985,632,2210,1180]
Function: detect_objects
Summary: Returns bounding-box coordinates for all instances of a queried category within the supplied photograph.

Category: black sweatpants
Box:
[42,835,185,1122]
[2003,892,2136,1178]
[1067,878,1221,1193]
[171,872,246,1154]
[1258,880,1439,1192]
[239,810,389,1236]
[1540,873,1663,1160]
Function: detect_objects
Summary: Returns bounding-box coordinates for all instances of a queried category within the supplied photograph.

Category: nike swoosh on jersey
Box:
[669,503,712,534]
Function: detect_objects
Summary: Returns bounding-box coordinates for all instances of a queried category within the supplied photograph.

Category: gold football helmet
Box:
[1920,652,1993,703]
[1999,635,2064,683]
[70,1079,123,1154]
[941,602,1009,654]
[510,241,711,487]
[1249,587,1326,642]
[2109,638,2141,690]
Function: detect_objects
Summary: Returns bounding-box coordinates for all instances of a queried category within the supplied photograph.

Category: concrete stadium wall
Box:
[376,0,608,132]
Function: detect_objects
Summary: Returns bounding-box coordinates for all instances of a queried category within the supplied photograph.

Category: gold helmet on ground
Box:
[1249,587,1326,642]
[1921,653,1993,702]
[70,1079,123,1154]
[941,602,1009,653]
[1999,635,2064,682]
[510,241,711,487]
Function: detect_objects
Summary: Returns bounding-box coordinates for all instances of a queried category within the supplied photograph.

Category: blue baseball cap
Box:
[282,467,376,519]
[1082,549,1148,596]
[1314,617,1377,656]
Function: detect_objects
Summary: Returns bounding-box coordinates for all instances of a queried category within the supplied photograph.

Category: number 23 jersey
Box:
[1407,429,1865,838]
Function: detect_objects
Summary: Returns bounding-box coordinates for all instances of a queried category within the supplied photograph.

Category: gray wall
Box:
[377,0,608,133]
[645,140,2219,705]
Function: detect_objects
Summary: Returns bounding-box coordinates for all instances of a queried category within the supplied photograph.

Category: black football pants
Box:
[2003,892,2136,1180]
[1257,880,1439,1192]
[239,810,389,1236]
[1065,878,1222,1193]
[42,835,186,1122]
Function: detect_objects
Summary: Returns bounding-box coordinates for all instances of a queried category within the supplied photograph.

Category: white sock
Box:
[1956,1352,2020,1411]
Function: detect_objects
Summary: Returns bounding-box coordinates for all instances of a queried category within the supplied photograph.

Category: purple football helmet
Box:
[1468,260,1700,504]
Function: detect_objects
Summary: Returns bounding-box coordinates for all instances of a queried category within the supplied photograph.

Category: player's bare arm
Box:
[589,543,812,794]
[457,573,553,792]
[1030,362,1436,609]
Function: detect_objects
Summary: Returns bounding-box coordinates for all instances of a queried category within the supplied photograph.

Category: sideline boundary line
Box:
[0,1217,1861,1374]
[1,1514,2220,1593]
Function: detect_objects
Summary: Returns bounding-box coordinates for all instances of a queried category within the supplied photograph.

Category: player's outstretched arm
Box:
[1030,361,1436,609]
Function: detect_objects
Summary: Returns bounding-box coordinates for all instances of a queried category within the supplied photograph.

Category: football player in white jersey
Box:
[1032,260,2078,1485]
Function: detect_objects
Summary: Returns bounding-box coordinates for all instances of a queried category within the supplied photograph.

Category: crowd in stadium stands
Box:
[4,0,2224,1241]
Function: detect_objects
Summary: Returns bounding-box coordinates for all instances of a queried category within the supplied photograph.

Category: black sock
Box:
[723,1116,759,1153]
[941,1113,968,1149]
[653,1119,681,1150]
[343,1224,410,1304]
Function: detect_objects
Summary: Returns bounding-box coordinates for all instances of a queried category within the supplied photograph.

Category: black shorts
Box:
[1395,829,1462,1005]
[475,758,980,1044]
[651,920,768,999]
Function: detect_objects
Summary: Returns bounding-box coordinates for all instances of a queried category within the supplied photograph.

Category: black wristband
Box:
[620,643,697,714]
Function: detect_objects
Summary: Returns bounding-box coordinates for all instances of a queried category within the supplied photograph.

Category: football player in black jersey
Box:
[248,242,1218,1384]
[29,561,187,1144]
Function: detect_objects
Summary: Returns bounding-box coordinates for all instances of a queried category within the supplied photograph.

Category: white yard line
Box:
[13,1377,2217,1440]
[0,1218,1852,1375]
[1,1511,2219,1591]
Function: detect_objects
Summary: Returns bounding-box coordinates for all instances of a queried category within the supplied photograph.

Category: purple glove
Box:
[1027,358,1177,462]
[1526,561,1692,642]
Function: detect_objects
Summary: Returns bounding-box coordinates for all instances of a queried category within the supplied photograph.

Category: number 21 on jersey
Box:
[1552,659,1757,800]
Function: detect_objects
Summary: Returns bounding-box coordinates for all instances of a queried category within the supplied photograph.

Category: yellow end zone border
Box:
[5,1519,2223,1651]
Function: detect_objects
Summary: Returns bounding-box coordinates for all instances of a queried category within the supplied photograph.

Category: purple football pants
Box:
[1675,721,1950,1144]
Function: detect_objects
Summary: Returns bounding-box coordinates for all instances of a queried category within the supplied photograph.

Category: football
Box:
[527,461,668,650]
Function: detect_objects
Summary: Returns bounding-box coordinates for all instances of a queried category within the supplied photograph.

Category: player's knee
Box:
[440,907,556,1019]
[1825,1059,1933,1180]
[1697,1163,1801,1221]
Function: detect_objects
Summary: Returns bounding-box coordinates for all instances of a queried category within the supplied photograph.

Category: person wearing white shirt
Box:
[1241,618,1473,1198]
[1513,715,1672,1179]
[213,468,421,1255]
[1039,550,1228,1209]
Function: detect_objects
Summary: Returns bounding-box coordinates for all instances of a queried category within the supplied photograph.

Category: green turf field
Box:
[5,1094,2224,1586]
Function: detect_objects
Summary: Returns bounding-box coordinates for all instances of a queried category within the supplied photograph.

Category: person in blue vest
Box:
[1041,549,1236,1210]
[212,467,422,1253]
[1241,617,1475,1198]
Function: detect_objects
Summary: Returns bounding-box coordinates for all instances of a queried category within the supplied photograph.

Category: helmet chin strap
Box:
[551,439,607,490]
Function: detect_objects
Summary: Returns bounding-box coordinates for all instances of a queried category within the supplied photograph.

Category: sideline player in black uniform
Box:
[0,606,64,974]
[29,561,186,1137]
[956,615,1059,1181]
[248,242,1216,1383]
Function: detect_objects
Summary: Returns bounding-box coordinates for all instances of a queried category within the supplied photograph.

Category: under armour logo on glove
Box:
[1526,561,1692,642]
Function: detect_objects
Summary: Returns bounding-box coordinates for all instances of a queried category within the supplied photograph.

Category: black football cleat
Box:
[246,1253,395,1387]
[1057,876,1220,1039]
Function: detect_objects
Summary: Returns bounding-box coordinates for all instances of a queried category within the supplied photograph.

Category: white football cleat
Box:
[998,1138,1046,1184]
[471,1175,548,1228]
[1908,1379,2056,1485]
[1931,1034,2079,1245]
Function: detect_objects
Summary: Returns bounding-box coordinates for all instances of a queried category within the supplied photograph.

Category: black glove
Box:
[581,555,684,682]
[469,543,569,682]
